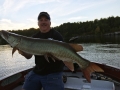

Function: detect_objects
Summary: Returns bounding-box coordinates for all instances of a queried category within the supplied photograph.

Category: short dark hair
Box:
[38,12,50,20]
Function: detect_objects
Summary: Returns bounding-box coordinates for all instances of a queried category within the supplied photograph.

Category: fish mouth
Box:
[0,30,9,40]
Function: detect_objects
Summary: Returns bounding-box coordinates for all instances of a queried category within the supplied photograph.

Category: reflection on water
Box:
[0,44,120,80]
[0,45,35,80]
[78,43,120,69]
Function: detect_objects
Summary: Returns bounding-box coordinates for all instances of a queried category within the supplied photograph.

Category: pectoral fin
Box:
[69,44,83,52]
[44,53,57,62]
[44,55,50,62]
[50,57,56,62]
[63,61,74,71]
[12,47,17,57]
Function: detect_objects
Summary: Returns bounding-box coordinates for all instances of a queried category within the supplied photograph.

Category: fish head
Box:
[0,30,21,47]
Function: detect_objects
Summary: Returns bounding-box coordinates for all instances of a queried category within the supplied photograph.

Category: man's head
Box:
[38,12,51,33]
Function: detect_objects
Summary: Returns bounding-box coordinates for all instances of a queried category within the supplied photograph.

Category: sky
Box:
[0,0,120,30]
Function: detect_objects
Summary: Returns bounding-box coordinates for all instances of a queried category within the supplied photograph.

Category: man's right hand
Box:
[18,49,33,59]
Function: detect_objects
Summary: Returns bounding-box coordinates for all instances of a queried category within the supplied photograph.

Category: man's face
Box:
[38,16,51,33]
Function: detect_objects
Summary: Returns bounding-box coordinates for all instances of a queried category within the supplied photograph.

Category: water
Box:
[0,45,35,80]
[78,43,120,69]
[0,44,120,80]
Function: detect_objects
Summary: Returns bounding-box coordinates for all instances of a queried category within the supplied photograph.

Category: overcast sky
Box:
[0,0,120,30]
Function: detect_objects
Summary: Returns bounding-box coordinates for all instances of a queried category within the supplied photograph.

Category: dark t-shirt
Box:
[32,29,64,75]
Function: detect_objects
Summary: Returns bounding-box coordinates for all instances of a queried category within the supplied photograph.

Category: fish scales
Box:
[11,35,90,68]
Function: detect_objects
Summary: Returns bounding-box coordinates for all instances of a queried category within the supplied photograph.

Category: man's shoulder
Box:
[51,29,61,35]
[51,29,63,41]
[32,31,40,38]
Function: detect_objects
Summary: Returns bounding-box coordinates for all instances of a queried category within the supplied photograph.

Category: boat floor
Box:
[13,80,120,90]
[13,83,120,90]
[13,72,120,90]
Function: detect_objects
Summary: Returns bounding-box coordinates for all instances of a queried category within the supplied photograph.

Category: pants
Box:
[22,71,64,90]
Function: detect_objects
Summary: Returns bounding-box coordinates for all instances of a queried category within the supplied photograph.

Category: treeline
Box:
[0,16,120,44]
[54,16,120,41]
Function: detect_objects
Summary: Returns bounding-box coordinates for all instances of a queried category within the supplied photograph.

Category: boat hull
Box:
[0,63,120,90]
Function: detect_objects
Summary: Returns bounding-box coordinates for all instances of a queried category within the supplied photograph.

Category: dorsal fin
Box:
[69,44,83,52]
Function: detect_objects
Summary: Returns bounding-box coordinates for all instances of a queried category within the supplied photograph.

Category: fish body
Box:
[0,30,103,82]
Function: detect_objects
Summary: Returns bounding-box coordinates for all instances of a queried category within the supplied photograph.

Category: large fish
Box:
[0,30,103,82]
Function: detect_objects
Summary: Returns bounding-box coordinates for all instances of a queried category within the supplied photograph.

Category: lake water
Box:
[0,43,120,80]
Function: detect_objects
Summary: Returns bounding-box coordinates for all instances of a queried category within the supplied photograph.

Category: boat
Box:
[0,63,120,90]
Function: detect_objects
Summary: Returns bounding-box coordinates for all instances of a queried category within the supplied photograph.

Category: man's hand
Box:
[17,49,33,59]
[18,49,24,55]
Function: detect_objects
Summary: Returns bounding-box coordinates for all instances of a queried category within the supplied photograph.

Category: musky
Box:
[0,0,120,30]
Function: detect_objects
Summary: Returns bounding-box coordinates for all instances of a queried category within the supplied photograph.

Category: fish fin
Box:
[12,47,17,57]
[69,44,83,52]
[44,55,50,62]
[47,53,59,62]
[51,57,56,62]
[63,61,74,71]
[81,62,104,83]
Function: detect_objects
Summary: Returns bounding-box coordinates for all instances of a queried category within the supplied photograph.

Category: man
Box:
[20,12,65,90]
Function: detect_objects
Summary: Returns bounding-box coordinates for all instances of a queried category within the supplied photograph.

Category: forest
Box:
[0,16,120,44]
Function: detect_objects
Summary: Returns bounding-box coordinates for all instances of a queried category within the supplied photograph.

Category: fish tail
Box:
[81,62,104,83]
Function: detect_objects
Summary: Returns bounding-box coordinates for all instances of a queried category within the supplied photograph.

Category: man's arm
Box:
[18,49,33,59]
